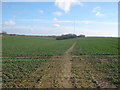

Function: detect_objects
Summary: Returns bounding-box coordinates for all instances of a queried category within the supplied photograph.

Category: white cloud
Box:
[92,6,101,13]
[57,20,73,23]
[53,24,60,27]
[38,10,44,13]
[53,11,63,16]
[0,22,2,25]
[3,20,16,26]
[79,21,94,24]
[95,12,104,17]
[55,0,83,13]
[14,18,118,25]
[54,20,94,24]
[54,19,117,25]
[92,6,104,17]
[3,25,117,37]
[53,17,58,21]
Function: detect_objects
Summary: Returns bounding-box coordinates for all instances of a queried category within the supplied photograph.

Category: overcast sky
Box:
[2,1,118,37]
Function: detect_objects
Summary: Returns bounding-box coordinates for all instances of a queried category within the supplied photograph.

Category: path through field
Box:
[34,42,76,88]
[5,42,117,88]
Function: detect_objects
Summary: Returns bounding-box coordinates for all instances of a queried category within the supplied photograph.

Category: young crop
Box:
[2,36,75,58]
[2,59,45,83]
[73,37,118,55]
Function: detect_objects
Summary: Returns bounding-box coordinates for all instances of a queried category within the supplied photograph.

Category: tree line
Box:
[56,34,85,40]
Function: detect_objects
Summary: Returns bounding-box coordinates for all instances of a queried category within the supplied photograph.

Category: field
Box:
[2,36,119,88]
[2,36,75,57]
[73,37,118,55]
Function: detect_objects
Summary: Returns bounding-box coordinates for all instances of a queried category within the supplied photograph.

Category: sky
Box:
[1,1,118,37]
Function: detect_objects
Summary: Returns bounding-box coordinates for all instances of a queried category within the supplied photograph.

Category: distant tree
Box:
[2,31,7,35]
[78,34,85,37]
[56,34,77,40]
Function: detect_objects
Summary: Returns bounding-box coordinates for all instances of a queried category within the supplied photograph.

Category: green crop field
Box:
[2,36,119,88]
[2,59,46,87]
[3,60,45,81]
[86,55,119,87]
[2,36,75,57]
[73,37,118,55]
[3,36,118,57]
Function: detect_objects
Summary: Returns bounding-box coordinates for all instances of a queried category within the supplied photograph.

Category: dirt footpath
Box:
[35,42,76,88]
